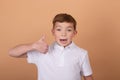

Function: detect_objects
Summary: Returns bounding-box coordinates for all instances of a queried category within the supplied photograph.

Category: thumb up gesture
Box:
[32,35,49,53]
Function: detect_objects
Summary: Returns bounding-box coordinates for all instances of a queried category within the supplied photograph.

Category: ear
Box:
[74,30,77,35]
[51,29,55,35]
[72,30,77,37]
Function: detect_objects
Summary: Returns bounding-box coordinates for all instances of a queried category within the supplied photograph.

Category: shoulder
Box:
[28,50,40,54]
[72,44,88,56]
[73,43,87,53]
[27,50,42,57]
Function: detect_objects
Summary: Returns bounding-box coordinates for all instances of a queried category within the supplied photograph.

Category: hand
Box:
[32,35,49,53]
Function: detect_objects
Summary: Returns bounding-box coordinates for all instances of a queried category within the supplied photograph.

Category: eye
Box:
[67,29,72,32]
[56,28,61,31]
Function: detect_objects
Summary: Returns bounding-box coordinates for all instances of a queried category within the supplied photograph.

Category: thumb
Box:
[39,35,46,42]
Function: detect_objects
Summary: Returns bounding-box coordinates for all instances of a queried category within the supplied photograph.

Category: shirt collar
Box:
[53,41,76,50]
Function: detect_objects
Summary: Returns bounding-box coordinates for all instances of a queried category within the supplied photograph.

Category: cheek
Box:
[54,31,60,36]
[68,33,75,37]
[53,32,60,39]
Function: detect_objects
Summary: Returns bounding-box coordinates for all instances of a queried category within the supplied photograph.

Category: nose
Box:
[61,31,66,36]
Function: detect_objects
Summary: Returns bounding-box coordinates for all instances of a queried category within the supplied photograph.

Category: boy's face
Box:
[52,22,77,47]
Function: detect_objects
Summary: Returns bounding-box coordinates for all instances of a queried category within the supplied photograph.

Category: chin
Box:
[56,40,71,47]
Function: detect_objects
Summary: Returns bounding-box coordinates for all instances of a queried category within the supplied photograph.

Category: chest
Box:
[38,49,81,71]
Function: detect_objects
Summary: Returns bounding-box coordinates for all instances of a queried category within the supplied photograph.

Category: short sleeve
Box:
[80,52,93,76]
[27,50,40,64]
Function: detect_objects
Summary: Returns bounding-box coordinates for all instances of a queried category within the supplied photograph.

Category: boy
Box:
[9,13,93,80]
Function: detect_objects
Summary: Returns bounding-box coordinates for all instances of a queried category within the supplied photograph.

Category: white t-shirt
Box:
[27,42,92,80]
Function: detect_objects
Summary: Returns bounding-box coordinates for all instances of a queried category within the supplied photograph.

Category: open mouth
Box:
[60,39,67,41]
[59,39,67,44]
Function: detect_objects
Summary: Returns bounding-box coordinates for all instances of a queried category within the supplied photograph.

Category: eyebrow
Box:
[67,26,73,28]
[55,25,73,28]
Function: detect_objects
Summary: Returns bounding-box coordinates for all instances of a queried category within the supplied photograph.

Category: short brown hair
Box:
[52,13,77,30]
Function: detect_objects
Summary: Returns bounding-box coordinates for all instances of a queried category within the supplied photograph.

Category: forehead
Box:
[54,22,74,28]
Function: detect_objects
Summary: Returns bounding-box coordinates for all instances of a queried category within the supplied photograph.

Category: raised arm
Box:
[9,35,48,58]
[9,44,33,58]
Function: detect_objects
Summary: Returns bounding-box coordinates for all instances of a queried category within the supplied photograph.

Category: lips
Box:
[60,39,67,41]
[59,39,67,44]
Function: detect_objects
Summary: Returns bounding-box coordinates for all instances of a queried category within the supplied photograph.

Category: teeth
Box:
[60,39,67,41]
[62,39,65,41]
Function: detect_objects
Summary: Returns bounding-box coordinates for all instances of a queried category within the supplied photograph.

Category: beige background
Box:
[0,0,120,80]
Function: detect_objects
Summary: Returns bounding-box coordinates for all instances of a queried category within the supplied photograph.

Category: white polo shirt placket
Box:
[53,45,65,67]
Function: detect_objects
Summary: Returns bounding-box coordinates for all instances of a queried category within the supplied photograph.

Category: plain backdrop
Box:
[0,0,120,80]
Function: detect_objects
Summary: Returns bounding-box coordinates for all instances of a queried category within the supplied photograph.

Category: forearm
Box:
[9,44,34,58]
[9,36,49,57]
